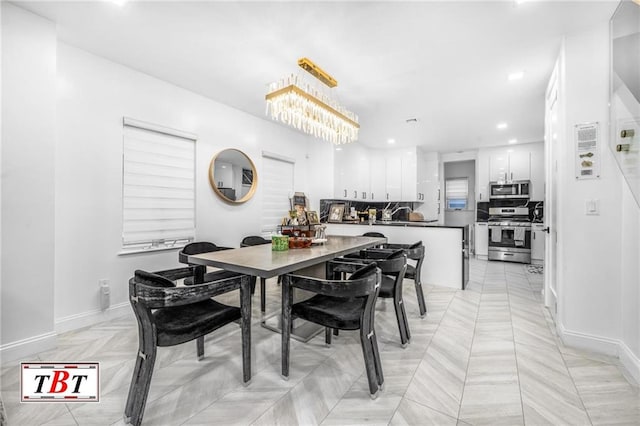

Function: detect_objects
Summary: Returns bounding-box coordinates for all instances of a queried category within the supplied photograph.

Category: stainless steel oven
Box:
[488,207,531,263]
[489,180,530,199]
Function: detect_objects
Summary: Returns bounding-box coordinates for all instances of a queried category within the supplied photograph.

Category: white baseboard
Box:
[558,325,620,356]
[0,304,132,364]
[0,331,57,363]
[618,341,640,386]
[55,302,132,334]
[558,324,640,386]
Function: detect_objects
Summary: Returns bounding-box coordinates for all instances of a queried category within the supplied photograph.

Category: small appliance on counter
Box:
[408,211,424,221]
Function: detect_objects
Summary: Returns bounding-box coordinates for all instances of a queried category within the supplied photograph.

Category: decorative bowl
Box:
[288,237,313,249]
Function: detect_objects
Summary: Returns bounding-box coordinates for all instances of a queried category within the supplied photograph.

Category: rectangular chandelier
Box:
[265,58,360,145]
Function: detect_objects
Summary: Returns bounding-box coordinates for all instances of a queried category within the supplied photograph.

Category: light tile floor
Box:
[1,259,638,425]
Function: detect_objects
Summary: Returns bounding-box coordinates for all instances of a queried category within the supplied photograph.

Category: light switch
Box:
[585,199,599,215]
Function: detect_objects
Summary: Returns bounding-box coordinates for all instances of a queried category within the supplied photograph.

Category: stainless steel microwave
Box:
[489,180,530,199]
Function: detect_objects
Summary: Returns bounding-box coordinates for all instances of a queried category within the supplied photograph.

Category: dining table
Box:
[187,234,386,340]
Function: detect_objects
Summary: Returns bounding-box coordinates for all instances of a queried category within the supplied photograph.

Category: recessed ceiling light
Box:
[387,139,396,144]
[508,71,524,81]
[335,147,342,151]
[508,139,518,144]
[110,0,128,6]
[497,122,508,130]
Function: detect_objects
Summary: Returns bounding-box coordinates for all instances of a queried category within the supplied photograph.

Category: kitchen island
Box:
[325,222,469,290]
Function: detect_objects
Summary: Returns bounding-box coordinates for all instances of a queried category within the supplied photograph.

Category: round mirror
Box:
[208,149,258,204]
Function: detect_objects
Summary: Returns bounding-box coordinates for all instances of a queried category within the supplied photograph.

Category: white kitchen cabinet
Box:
[401,149,417,201]
[369,151,386,201]
[334,147,348,199]
[509,151,531,181]
[529,143,545,200]
[489,150,530,182]
[354,151,370,200]
[385,154,402,201]
[333,144,370,200]
[475,222,488,259]
[476,150,490,202]
[418,151,440,220]
[531,223,545,264]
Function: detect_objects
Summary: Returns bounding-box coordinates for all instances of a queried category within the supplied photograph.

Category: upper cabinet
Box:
[489,150,530,182]
[334,145,440,204]
[369,151,386,201]
[529,143,545,200]
[477,142,544,201]
[334,144,370,200]
[476,150,490,201]
[418,150,440,220]
[385,153,402,201]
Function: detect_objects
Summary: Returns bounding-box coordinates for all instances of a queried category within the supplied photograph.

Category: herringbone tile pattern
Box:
[1,259,638,425]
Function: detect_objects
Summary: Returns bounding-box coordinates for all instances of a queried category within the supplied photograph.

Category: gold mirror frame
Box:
[208,149,258,204]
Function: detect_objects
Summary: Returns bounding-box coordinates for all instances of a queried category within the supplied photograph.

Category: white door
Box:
[544,68,559,320]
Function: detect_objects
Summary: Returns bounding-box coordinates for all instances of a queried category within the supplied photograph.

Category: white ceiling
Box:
[14,0,619,152]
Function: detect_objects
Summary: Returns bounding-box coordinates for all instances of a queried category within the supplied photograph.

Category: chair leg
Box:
[124,344,157,426]
[196,336,205,360]
[240,277,252,384]
[325,327,332,345]
[333,328,339,336]
[281,276,293,379]
[369,329,384,388]
[414,279,427,318]
[359,327,380,398]
[260,278,266,314]
[393,297,411,347]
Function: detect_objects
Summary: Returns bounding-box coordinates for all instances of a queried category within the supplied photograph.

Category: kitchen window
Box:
[446,177,468,210]
[121,118,196,252]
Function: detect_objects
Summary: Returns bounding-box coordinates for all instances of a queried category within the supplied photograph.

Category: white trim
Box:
[123,117,197,141]
[558,324,640,386]
[0,332,57,362]
[619,341,640,386]
[558,324,619,356]
[55,302,132,334]
[261,150,295,164]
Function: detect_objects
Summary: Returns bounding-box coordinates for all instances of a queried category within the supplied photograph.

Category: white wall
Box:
[53,42,333,329]
[620,180,640,381]
[1,3,57,356]
[557,21,640,381]
[0,2,334,358]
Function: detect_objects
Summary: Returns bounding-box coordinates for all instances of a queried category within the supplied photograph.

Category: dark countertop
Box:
[323,220,468,230]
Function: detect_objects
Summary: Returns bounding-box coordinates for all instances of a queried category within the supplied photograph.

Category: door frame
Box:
[544,60,560,318]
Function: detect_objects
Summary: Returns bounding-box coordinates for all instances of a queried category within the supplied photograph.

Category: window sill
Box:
[118,244,187,256]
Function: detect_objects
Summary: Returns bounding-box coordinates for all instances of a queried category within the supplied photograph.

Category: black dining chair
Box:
[362,234,427,318]
[178,241,246,287]
[341,248,410,346]
[281,262,384,398]
[124,266,252,426]
[240,235,271,313]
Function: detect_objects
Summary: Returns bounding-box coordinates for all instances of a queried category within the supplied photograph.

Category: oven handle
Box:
[490,226,531,231]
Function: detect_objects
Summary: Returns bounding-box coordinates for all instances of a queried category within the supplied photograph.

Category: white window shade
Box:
[122,119,196,250]
[261,152,294,234]
[446,177,468,209]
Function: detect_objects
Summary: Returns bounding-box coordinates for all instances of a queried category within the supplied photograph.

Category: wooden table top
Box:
[187,235,386,279]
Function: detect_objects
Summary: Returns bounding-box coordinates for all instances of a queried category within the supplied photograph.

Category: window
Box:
[446,177,468,210]
[122,118,196,251]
